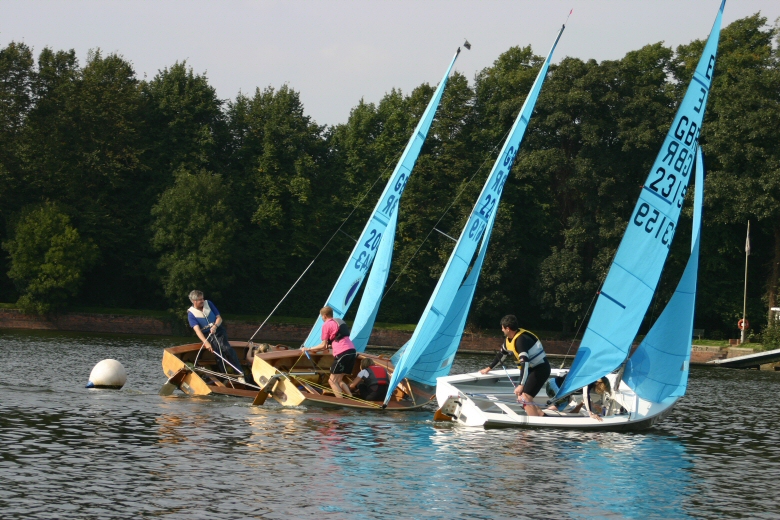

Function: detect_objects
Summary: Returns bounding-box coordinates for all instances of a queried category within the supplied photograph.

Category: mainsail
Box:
[556,0,725,399]
[623,148,704,402]
[384,24,566,404]
[303,50,462,347]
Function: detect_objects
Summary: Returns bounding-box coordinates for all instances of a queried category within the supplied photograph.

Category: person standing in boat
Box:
[479,315,551,417]
[302,306,356,398]
[349,358,390,401]
[187,290,244,382]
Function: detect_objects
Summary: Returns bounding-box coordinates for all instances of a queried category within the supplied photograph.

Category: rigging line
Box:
[191,366,262,390]
[247,152,402,343]
[282,373,383,408]
[559,287,599,369]
[558,236,625,369]
[381,127,512,300]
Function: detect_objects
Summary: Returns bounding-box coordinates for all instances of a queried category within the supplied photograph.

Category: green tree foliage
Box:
[2,203,98,314]
[518,43,678,331]
[151,169,237,305]
[1,15,778,339]
[0,42,36,299]
[13,49,152,307]
[225,85,330,314]
[689,15,780,330]
[142,62,228,178]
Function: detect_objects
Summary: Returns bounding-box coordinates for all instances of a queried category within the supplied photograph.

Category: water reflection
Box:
[1,329,779,519]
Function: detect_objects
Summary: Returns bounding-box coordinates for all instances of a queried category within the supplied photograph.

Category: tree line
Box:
[1,14,778,340]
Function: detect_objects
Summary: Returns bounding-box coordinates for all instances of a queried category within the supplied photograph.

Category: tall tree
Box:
[690,15,780,329]
[2,203,98,314]
[0,42,36,301]
[225,85,329,314]
[151,169,237,305]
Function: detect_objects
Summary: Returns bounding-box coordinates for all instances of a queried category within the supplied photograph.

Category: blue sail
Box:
[403,206,497,385]
[556,1,725,399]
[624,149,704,402]
[385,24,566,404]
[303,50,461,347]
[350,210,398,351]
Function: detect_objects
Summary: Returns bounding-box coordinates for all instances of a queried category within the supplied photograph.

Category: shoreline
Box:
[0,307,747,364]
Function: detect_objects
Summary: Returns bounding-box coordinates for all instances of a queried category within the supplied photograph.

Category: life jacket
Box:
[333,318,351,342]
[505,329,546,368]
[367,365,389,387]
[188,300,217,329]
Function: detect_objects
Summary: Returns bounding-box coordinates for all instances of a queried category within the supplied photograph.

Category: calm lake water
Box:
[1,329,779,519]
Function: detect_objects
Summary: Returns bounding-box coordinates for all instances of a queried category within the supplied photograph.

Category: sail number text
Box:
[354,228,383,272]
[467,145,518,241]
[633,202,674,249]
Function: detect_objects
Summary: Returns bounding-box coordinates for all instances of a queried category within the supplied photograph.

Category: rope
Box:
[382,130,511,299]
[558,288,600,369]
[275,367,383,408]
[247,152,402,343]
[191,366,261,390]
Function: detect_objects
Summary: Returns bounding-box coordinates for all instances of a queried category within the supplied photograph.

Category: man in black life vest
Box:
[480,315,551,417]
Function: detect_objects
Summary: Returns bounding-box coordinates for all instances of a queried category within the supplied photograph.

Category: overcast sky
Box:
[2,1,778,126]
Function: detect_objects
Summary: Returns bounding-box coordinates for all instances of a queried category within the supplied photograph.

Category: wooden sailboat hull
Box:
[251,349,434,410]
[434,369,679,431]
[161,342,258,398]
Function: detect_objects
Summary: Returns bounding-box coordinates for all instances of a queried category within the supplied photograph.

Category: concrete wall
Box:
[0,308,581,355]
[1,308,729,364]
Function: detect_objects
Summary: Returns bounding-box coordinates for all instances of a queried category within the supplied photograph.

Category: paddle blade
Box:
[159,369,188,396]
[159,382,177,396]
[253,390,269,406]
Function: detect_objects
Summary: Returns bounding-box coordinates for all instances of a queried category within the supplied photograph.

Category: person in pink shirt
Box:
[302,306,357,398]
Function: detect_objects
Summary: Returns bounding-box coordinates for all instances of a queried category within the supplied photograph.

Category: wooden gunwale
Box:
[161,342,434,409]
[250,349,434,410]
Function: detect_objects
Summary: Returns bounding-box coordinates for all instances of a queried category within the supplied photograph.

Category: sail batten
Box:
[384,24,567,404]
[556,2,725,399]
[303,50,461,347]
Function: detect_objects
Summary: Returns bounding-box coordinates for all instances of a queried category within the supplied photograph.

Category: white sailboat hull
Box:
[435,369,679,431]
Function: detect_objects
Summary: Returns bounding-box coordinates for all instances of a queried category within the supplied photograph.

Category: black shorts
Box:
[330,350,357,375]
[523,359,551,399]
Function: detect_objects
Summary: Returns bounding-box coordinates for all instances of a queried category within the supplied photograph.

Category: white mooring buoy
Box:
[86,359,127,389]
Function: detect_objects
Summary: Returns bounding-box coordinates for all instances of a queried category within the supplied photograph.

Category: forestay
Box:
[624,148,704,402]
[391,207,497,385]
[384,24,566,404]
[303,50,462,347]
[556,0,725,399]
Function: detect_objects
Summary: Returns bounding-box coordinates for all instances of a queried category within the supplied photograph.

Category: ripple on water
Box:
[1,330,780,519]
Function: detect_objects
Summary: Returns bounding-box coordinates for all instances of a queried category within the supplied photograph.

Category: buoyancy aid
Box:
[333,318,351,342]
[367,365,389,387]
[188,301,216,329]
[505,329,546,368]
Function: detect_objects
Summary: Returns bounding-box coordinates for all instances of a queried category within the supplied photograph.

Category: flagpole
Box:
[741,220,750,344]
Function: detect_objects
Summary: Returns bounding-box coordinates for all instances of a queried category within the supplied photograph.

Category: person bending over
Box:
[349,358,389,401]
[480,315,551,417]
[302,306,356,398]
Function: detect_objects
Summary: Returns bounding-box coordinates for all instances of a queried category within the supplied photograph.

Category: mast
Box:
[741,221,750,344]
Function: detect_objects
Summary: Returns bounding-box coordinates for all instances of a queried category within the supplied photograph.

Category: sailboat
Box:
[435,0,725,430]
[248,48,462,409]
[381,24,566,408]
